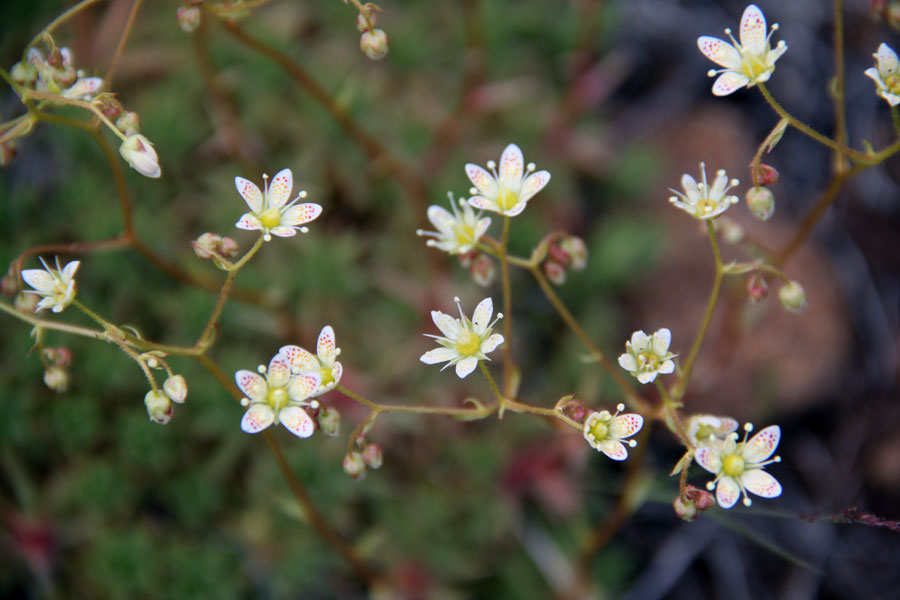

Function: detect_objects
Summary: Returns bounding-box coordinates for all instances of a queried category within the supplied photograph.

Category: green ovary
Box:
[259,208,281,229]
[453,223,476,246]
[722,454,745,477]
[885,73,900,96]
[455,329,481,356]
[266,388,289,410]
[496,187,518,212]
[741,53,771,82]
[589,420,609,441]
[319,366,334,386]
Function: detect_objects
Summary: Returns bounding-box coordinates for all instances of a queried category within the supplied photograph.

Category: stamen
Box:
[240,397,249,406]
[257,364,267,374]
[299,226,309,234]
[262,173,269,200]
[453,296,466,320]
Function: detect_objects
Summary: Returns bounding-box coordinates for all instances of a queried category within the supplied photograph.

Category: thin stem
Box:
[104,0,143,89]
[675,220,722,400]
[480,361,506,416]
[499,216,513,396]
[656,379,690,449]
[892,105,900,139]
[832,0,847,161]
[71,299,115,330]
[337,384,496,418]
[26,0,105,51]
[0,301,107,340]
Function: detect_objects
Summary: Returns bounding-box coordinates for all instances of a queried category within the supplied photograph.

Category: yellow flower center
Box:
[697,197,718,214]
[885,73,900,96]
[319,366,334,387]
[695,424,718,442]
[722,453,745,477]
[266,387,289,410]
[259,208,282,229]
[637,352,660,371]
[453,223,476,246]
[741,52,771,81]
[455,329,481,356]
[589,420,609,441]
[497,186,518,212]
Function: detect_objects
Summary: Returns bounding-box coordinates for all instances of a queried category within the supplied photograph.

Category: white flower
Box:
[864,43,900,107]
[669,163,739,220]
[420,296,504,378]
[119,134,161,179]
[21,257,80,313]
[698,4,788,96]
[582,404,644,461]
[417,192,491,255]
[618,328,676,384]
[465,143,551,217]
[278,325,343,398]
[686,414,739,447]
[61,76,103,100]
[235,168,322,241]
[695,423,783,508]
[235,353,322,438]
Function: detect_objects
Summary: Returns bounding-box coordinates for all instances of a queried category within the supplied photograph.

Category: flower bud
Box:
[360,29,389,60]
[177,5,202,33]
[316,406,341,437]
[219,237,240,258]
[458,249,477,268]
[361,443,383,469]
[673,495,698,522]
[1,273,18,296]
[779,280,807,314]
[684,484,715,511]
[163,374,188,404]
[543,259,567,286]
[0,140,17,167]
[93,93,124,119]
[43,366,69,393]
[342,452,366,480]
[10,61,38,88]
[746,272,768,303]
[755,163,780,186]
[44,346,72,367]
[559,236,588,270]
[119,134,161,179]
[144,390,173,424]
[470,253,495,287]
[115,111,141,136]
[548,243,570,265]
[15,292,40,313]
[192,233,222,259]
[558,396,588,422]
[746,186,775,221]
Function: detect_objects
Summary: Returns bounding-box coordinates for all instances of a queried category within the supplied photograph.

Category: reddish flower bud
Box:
[360,29,389,60]
[470,253,495,287]
[755,163,780,185]
[343,452,366,480]
[362,443,383,469]
[177,5,202,33]
[543,259,567,286]
[746,271,768,303]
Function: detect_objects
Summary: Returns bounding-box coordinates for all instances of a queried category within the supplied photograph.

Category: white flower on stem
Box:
[61,76,103,100]
[698,4,788,96]
[582,404,644,461]
[864,43,900,107]
[235,168,322,242]
[417,192,491,255]
[235,353,322,438]
[279,325,344,398]
[21,257,80,313]
[686,414,739,447]
[465,143,551,217]
[119,134,161,179]
[420,296,504,378]
[618,328,676,384]
[669,163,739,220]
[695,423,782,508]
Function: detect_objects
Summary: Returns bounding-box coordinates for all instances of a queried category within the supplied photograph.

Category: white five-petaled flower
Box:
[235,168,322,242]
[582,404,644,461]
[695,423,783,508]
[698,4,788,96]
[420,296,504,378]
[465,143,551,217]
[669,163,739,220]
[21,257,80,313]
[618,328,676,384]
[686,414,739,447]
[235,353,322,437]
[865,43,900,107]
[417,192,491,255]
[278,325,343,398]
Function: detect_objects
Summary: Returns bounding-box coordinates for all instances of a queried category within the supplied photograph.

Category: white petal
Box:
[630,331,649,352]
[468,196,501,214]
[235,370,267,402]
[610,413,643,439]
[267,354,292,387]
[876,42,899,75]
[22,269,55,293]
[715,476,741,509]
[289,372,322,401]
[427,205,456,234]
[431,311,460,338]
[279,405,315,438]
[474,217,492,240]
[742,425,780,463]
[420,347,458,364]
[61,261,80,281]
[652,328,671,354]
[741,469,782,498]
[471,297,493,335]
[618,353,637,372]
[281,203,322,227]
[465,164,498,198]
[600,440,628,461]
[659,360,675,374]
[518,170,551,204]
[636,371,657,384]
[697,36,742,69]
[694,446,722,474]
[480,333,504,354]
[268,168,293,210]
[680,174,700,202]
[235,177,263,213]
[712,71,750,96]
[739,4,768,56]
[278,345,319,372]
[767,42,788,65]
[504,200,529,217]
[241,403,274,433]
[317,325,337,365]
[235,213,261,231]
[498,143,524,189]
[268,226,298,238]
[455,356,479,378]
[864,67,883,85]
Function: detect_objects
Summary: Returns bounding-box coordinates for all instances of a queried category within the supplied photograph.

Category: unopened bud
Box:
[361,443,383,469]
[342,452,366,480]
[471,253,495,287]
[0,140,17,167]
[543,259,567,286]
[548,243,570,265]
[458,249,477,268]
[746,186,775,221]
[15,292,40,313]
[193,233,222,259]
[360,29,389,60]
[675,485,715,521]
[44,346,72,367]
[93,93,124,119]
[177,5,202,33]
[119,134,161,179]
[673,495,698,521]
[316,406,341,437]
[779,280,807,314]
[219,236,240,258]
[115,111,141,136]
[746,272,768,303]
[43,366,69,393]
[755,163,780,186]
[559,397,588,422]
[144,389,173,424]
[559,236,588,270]
[10,61,38,88]
[1,273,18,296]
[163,374,188,404]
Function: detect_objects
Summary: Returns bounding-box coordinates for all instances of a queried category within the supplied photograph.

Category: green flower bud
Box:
[778,280,807,314]
[144,390,173,424]
[746,186,775,221]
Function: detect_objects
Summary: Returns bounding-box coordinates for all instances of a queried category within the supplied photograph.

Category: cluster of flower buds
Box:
[176,3,202,33]
[673,485,716,521]
[542,235,587,286]
[89,94,162,179]
[355,3,388,60]
[458,249,496,287]
[343,439,383,480]
[10,45,103,101]
[144,375,189,424]
[42,346,73,393]
[871,0,900,30]
[746,163,778,222]
[192,232,241,267]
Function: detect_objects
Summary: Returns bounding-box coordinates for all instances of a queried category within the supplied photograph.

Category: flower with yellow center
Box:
[417,192,491,255]
[686,414,739,447]
[698,4,787,96]
[21,256,80,313]
[465,143,551,217]
[695,423,782,508]
[420,296,504,378]
[278,326,343,398]
[582,404,644,461]
[669,163,739,220]
[618,328,676,384]
[236,353,322,438]
[235,168,322,241]
[865,43,900,107]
